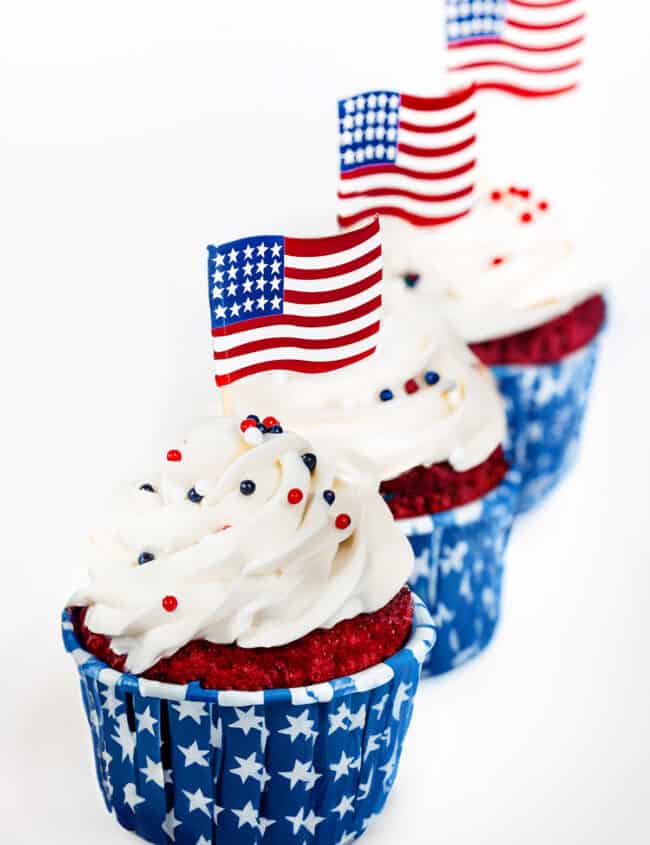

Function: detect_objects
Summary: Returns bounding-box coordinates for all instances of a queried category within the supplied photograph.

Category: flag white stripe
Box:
[399,103,475,128]
[448,40,582,70]
[283,256,382,293]
[339,171,473,196]
[216,336,379,374]
[394,148,476,173]
[450,64,579,92]
[337,195,473,220]
[284,232,381,270]
[397,124,476,150]
[284,282,382,318]
[212,310,380,353]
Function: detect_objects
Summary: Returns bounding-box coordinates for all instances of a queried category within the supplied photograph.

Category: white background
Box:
[1,2,649,843]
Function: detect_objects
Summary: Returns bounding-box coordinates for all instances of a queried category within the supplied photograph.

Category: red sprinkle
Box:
[218,524,232,532]
[519,188,531,199]
[166,449,182,462]
[520,212,533,224]
[262,416,279,429]
[508,186,518,195]
[404,378,419,394]
[240,419,258,433]
[538,200,549,211]
[162,595,178,612]
[491,256,504,267]
[335,513,351,530]
[490,190,502,201]
[287,488,303,505]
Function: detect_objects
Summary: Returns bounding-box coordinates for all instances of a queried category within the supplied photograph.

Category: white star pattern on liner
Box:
[359,769,374,800]
[392,682,412,720]
[279,709,318,743]
[100,748,112,768]
[164,768,173,785]
[379,746,399,787]
[411,549,431,581]
[178,740,210,768]
[111,714,135,763]
[209,718,223,748]
[371,693,389,718]
[213,804,224,824]
[135,705,157,735]
[332,794,355,819]
[286,807,325,836]
[230,752,270,786]
[195,836,211,845]
[336,832,357,845]
[172,700,207,724]
[328,702,351,735]
[279,758,322,791]
[330,750,361,782]
[140,755,165,788]
[229,707,266,736]
[100,685,121,717]
[161,808,182,841]
[441,541,469,576]
[348,704,366,730]
[123,782,145,811]
[364,733,382,760]
[231,800,276,834]
[182,787,212,818]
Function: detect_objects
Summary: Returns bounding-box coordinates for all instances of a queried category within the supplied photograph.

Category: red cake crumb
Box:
[74,587,413,690]
[380,446,509,519]
[469,294,606,366]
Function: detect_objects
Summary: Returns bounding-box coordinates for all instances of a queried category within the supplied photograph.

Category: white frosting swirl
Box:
[377,186,602,343]
[231,280,506,480]
[70,418,413,673]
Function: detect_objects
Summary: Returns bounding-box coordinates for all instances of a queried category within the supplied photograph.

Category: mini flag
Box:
[208,218,382,386]
[337,87,477,229]
[446,0,585,98]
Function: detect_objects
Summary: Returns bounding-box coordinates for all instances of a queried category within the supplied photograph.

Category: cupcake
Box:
[380,186,606,514]
[230,280,520,676]
[64,417,434,845]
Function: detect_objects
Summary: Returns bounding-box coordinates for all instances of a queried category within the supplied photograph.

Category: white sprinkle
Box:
[244,427,264,446]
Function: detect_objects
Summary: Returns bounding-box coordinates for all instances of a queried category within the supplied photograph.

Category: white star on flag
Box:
[178,740,210,768]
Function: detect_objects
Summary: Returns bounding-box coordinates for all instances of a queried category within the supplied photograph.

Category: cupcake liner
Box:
[62,595,434,845]
[492,334,601,515]
[397,470,520,677]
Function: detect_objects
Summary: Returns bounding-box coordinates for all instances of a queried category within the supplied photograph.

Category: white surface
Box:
[1,2,649,843]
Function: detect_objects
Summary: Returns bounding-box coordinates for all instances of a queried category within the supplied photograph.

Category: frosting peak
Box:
[70,418,413,673]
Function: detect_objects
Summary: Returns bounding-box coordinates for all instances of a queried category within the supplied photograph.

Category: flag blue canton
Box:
[338,91,400,173]
[446,0,506,42]
[208,236,285,331]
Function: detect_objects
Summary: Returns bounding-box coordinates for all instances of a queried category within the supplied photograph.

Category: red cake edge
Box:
[73,586,414,691]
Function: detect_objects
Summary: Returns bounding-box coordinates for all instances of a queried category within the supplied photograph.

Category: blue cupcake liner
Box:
[492,334,601,515]
[62,595,434,845]
[397,470,520,677]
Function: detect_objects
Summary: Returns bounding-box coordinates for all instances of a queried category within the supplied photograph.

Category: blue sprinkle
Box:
[139,483,155,493]
[187,487,203,503]
[379,389,393,402]
[424,370,440,385]
[301,453,317,472]
[269,425,283,434]
[240,479,256,496]
[404,272,420,288]
[323,489,336,506]
[138,552,155,565]
[247,414,260,422]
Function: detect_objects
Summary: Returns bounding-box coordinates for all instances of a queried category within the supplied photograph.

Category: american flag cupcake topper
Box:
[445,0,585,98]
[337,86,478,229]
[207,217,383,391]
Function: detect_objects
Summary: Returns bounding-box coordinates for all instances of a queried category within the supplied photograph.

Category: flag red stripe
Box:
[284,270,381,305]
[213,322,380,360]
[505,13,585,31]
[451,58,581,74]
[284,245,381,281]
[339,159,476,182]
[337,184,474,203]
[448,35,584,53]
[399,111,476,134]
[211,295,382,337]
[338,207,470,228]
[399,87,475,111]
[398,135,476,158]
[215,347,377,386]
[470,81,578,97]
[284,217,378,258]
